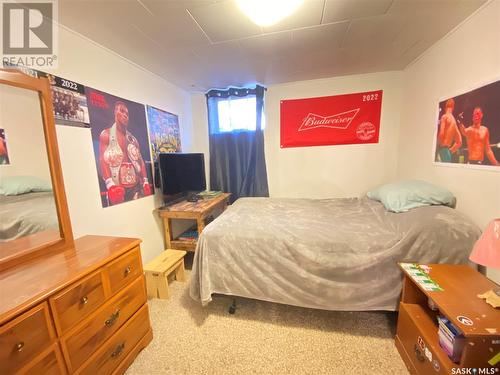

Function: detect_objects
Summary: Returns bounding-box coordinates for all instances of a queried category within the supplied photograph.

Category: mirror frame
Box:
[0,68,73,269]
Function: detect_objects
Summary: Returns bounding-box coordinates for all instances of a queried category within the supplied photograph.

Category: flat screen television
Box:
[159,153,206,203]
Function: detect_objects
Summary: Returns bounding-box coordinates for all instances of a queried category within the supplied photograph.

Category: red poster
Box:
[280,90,383,148]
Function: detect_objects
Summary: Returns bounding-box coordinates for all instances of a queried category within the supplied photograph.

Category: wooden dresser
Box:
[0,235,152,374]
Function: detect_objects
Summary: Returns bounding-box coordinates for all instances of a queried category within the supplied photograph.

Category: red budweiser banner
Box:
[280,90,383,148]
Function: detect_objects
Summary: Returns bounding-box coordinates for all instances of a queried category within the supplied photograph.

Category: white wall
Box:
[190,93,210,188]
[190,72,404,198]
[397,0,500,282]
[53,26,193,263]
[265,72,403,198]
[0,85,52,181]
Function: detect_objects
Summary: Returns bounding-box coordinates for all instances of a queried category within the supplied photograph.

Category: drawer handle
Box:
[15,342,25,352]
[124,266,132,277]
[105,309,121,327]
[111,342,125,358]
[80,296,89,305]
[414,344,425,362]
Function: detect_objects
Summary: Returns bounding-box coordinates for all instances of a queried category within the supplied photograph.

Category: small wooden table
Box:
[395,263,500,374]
[157,193,231,252]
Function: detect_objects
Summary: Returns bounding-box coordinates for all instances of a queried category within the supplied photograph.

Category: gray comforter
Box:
[190,197,481,311]
[0,192,58,241]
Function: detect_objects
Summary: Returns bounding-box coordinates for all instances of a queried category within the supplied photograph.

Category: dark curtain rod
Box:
[205,85,267,99]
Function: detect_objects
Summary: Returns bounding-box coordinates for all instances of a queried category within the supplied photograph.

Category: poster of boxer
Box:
[434,79,500,169]
[146,105,181,161]
[46,74,90,127]
[280,90,383,148]
[87,89,154,207]
[0,129,10,165]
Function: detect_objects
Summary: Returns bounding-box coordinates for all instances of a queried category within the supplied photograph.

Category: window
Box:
[215,96,265,133]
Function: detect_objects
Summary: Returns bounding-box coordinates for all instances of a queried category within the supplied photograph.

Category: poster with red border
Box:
[280,90,383,148]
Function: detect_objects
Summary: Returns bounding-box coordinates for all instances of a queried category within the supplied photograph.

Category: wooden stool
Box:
[144,249,187,299]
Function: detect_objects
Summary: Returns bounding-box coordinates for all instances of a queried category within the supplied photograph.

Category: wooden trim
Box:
[0,68,74,269]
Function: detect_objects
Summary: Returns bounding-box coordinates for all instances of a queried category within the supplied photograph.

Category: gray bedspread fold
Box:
[190,197,480,311]
[0,192,58,241]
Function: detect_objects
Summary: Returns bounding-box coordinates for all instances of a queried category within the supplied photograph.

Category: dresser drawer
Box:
[50,270,106,333]
[63,276,147,372]
[0,303,55,374]
[18,344,67,375]
[76,304,150,375]
[106,247,142,295]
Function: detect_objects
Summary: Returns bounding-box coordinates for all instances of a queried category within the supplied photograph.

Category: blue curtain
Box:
[206,85,269,203]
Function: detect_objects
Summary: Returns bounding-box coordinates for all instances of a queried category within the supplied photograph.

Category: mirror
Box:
[0,69,73,268]
[0,84,59,242]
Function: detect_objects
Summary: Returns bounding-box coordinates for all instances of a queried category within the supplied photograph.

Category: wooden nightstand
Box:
[395,263,500,374]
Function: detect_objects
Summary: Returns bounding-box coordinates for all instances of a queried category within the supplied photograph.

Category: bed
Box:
[0,192,59,241]
[190,197,481,311]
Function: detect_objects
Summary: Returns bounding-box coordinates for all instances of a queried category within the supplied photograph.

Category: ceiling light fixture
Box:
[236,0,304,27]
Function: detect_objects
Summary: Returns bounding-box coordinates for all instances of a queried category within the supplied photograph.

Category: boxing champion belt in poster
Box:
[127,135,142,173]
[280,90,383,148]
[119,162,138,188]
[103,128,125,186]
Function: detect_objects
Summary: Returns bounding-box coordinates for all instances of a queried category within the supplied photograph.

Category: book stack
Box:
[197,190,222,200]
[437,315,464,362]
[178,229,198,241]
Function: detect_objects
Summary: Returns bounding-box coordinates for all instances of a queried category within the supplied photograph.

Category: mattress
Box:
[0,192,59,241]
[190,197,481,311]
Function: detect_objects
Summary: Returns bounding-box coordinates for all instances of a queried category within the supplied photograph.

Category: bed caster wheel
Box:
[228,299,237,314]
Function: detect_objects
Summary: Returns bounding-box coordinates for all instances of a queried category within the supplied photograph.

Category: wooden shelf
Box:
[170,239,197,252]
[157,193,230,252]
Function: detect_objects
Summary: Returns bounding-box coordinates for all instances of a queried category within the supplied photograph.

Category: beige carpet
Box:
[127,270,408,375]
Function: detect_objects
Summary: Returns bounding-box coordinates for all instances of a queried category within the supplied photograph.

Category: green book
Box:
[198,190,222,198]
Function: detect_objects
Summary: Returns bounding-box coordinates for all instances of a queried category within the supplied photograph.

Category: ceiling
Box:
[59,0,486,92]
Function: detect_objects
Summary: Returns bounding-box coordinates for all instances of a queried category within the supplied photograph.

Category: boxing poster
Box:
[146,105,181,161]
[280,90,383,148]
[46,74,90,127]
[434,79,500,169]
[87,89,154,207]
[0,128,10,165]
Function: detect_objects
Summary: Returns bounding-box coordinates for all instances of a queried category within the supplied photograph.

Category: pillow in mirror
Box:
[0,176,53,195]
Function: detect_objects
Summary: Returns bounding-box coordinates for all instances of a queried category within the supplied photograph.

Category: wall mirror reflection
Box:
[0,82,60,244]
